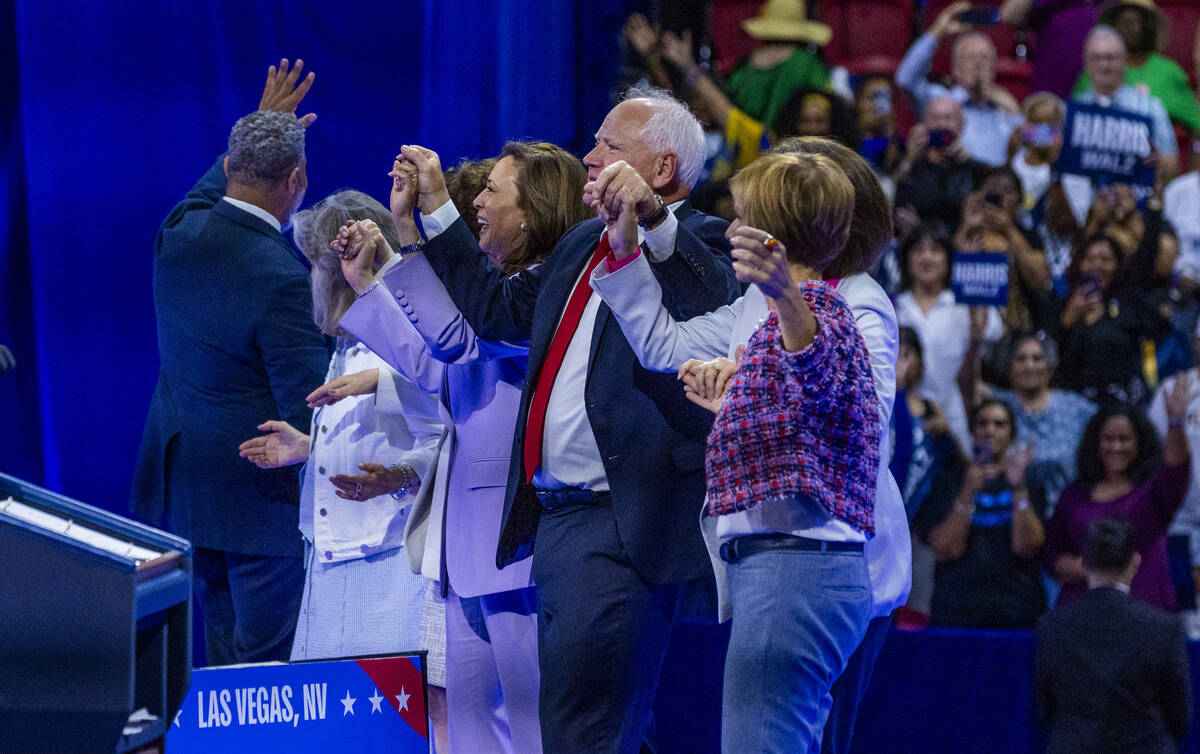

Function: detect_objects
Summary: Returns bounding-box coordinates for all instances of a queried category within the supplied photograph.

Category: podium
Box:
[0,472,192,753]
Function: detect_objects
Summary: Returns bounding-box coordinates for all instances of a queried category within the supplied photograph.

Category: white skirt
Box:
[291,541,428,662]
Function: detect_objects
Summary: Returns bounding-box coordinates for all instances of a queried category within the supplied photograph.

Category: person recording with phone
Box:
[1050,229,1170,407]
[894,95,990,233]
[913,399,1049,629]
[895,1,1023,167]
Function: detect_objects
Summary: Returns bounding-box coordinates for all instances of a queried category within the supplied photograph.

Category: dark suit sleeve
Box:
[158,155,228,240]
[648,213,740,319]
[257,274,330,431]
[1161,617,1192,740]
[420,217,544,343]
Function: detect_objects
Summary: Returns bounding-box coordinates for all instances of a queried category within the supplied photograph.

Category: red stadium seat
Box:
[820,0,916,66]
[711,0,763,74]
[1157,0,1200,81]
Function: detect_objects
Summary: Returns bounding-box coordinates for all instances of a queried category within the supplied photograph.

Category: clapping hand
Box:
[238,420,310,469]
[330,463,420,502]
[258,58,316,127]
[1165,372,1194,426]
[1004,441,1035,488]
[306,369,380,408]
[729,225,795,301]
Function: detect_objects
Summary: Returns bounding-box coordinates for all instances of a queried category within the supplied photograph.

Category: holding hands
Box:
[678,346,743,414]
[584,160,659,258]
[332,219,394,294]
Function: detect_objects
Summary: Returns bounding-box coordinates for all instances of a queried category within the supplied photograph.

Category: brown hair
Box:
[498,141,590,272]
[772,136,892,277]
[729,152,854,272]
[443,157,497,240]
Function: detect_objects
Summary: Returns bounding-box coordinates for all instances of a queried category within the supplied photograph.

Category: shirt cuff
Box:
[418,200,461,240]
[605,247,642,273]
[642,209,679,262]
[375,253,404,278]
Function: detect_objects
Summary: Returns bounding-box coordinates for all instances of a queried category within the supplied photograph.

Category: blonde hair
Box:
[729,153,854,272]
[292,190,399,337]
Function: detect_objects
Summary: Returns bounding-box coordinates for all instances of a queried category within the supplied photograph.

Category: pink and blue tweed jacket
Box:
[705,280,881,534]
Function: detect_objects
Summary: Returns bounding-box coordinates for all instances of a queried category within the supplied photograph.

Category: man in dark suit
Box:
[131,60,328,665]
[399,89,739,752]
[1037,518,1192,753]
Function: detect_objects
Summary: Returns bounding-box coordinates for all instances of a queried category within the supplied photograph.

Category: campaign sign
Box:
[952,252,1009,306]
[167,653,429,752]
[1057,101,1155,193]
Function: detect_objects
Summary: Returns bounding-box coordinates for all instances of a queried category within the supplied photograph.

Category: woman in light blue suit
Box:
[333,143,590,754]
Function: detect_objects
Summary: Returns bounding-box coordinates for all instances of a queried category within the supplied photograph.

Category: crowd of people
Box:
[128,0,1200,750]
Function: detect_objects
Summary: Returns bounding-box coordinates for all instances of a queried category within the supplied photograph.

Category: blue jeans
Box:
[722,547,872,753]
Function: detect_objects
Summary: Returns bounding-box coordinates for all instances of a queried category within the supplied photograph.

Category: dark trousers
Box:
[532,500,680,754]
[821,614,893,754]
[193,547,304,666]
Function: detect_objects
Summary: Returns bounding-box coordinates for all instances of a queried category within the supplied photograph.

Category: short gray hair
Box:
[227,110,306,187]
[1085,24,1126,55]
[292,190,399,337]
[622,85,706,190]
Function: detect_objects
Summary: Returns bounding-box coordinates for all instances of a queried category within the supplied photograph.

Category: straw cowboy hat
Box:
[1099,0,1169,53]
[742,0,832,46]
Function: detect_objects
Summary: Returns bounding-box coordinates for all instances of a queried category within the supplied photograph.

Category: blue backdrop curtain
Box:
[0,0,631,513]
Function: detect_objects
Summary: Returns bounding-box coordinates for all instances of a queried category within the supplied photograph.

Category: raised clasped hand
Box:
[333,219,393,294]
[398,145,450,215]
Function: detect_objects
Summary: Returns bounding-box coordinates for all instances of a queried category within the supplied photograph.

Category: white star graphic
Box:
[341,689,357,716]
[369,688,384,714]
[173,710,182,727]
[395,686,411,712]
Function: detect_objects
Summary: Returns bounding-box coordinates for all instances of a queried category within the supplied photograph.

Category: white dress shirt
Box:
[418,198,683,491]
[299,339,444,563]
[590,254,912,619]
[894,289,1003,451]
[221,196,281,231]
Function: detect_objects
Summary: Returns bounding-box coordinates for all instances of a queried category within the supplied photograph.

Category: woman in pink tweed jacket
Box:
[681,152,882,752]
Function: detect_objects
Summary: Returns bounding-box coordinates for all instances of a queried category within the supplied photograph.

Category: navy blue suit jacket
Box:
[422,203,739,586]
[130,156,328,557]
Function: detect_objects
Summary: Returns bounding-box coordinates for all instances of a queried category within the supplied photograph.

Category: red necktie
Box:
[523,234,611,482]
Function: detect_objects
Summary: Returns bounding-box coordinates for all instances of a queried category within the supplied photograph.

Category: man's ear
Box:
[653,152,679,191]
[287,165,302,193]
[223,156,230,178]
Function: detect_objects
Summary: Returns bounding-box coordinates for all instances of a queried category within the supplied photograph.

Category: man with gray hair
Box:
[131,60,328,666]
[1074,24,1178,178]
[397,86,738,752]
[896,0,1023,166]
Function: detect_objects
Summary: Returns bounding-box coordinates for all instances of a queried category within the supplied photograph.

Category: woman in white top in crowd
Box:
[588,136,910,754]
[894,226,1004,450]
[237,189,444,661]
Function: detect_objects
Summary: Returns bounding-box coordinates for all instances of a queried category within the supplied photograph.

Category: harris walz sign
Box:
[1057,101,1156,200]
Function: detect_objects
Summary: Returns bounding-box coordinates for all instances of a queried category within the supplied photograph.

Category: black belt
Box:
[535,487,611,513]
[719,533,864,564]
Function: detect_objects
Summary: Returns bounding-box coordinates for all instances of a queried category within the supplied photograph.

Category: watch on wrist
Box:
[638,194,669,230]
